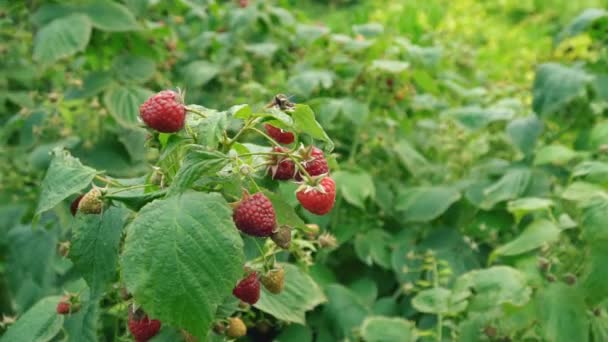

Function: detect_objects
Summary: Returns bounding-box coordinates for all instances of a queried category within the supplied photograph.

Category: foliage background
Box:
[1,0,608,341]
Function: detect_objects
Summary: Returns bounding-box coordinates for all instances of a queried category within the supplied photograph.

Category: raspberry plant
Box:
[19,92,334,341]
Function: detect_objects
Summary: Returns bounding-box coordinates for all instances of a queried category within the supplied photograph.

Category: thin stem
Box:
[185,106,207,118]
[225,117,259,150]
[106,184,148,196]
[94,175,122,187]
[433,260,443,342]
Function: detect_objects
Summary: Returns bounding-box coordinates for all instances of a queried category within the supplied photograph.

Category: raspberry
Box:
[139,90,186,133]
[226,317,247,338]
[70,194,84,216]
[296,177,336,215]
[261,267,285,294]
[267,147,295,180]
[271,225,292,249]
[264,124,295,144]
[56,295,80,315]
[233,272,260,304]
[128,311,161,342]
[78,188,103,214]
[233,192,276,237]
[295,146,329,180]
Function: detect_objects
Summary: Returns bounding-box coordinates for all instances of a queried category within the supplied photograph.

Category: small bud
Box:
[239,164,253,176]
[304,223,320,237]
[212,322,225,335]
[483,325,497,338]
[182,330,198,342]
[271,225,292,249]
[318,233,337,248]
[546,274,556,283]
[563,273,577,285]
[402,282,414,294]
[538,257,550,272]
[57,241,70,257]
[594,308,602,317]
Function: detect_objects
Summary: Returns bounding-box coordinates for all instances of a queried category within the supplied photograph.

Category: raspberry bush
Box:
[2,1,608,342]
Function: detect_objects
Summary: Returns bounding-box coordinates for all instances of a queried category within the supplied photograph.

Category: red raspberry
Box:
[70,194,84,216]
[296,177,336,215]
[233,272,260,304]
[296,146,329,180]
[233,193,276,237]
[56,301,70,315]
[139,90,185,133]
[267,147,295,180]
[128,314,161,342]
[56,295,80,315]
[264,124,295,144]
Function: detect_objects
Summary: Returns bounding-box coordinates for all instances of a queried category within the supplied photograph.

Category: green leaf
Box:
[371,59,410,74]
[532,63,592,117]
[360,316,416,342]
[0,296,64,342]
[479,168,531,209]
[581,197,608,244]
[392,139,429,177]
[333,170,375,209]
[589,121,608,151]
[36,148,97,216]
[33,14,91,65]
[556,8,608,42]
[573,161,608,180]
[194,111,228,149]
[181,60,220,87]
[442,105,514,131]
[63,300,99,342]
[506,116,543,155]
[581,245,608,304]
[322,284,370,340]
[70,207,129,296]
[103,86,153,127]
[412,288,454,314]
[395,186,461,222]
[287,70,334,97]
[264,191,307,231]
[254,264,326,324]
[292,104,334,150]
[105,189,167,211]
[534,144,578,165]
[275,324,313,342]
[492,219,560,259]
[65,72,113,99]
[80,1,139,31]
[121,192,244,339]
[354,229,392,269]
[353,23,384,37]
[538,283,588,342]
[112,54,156,83]
[453,266,531,313]
[169,148,229,194]
[507,197,554,221]
[561,181,607,204]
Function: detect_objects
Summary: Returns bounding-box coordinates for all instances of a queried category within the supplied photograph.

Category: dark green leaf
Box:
[395,186,461,222]
[169,148,229,194]
[33,14,91,65]
[532,63,592,117]
[80,1,139,31]
[103,86,153,127]
[0,296,64,342]
[538,284,588,342]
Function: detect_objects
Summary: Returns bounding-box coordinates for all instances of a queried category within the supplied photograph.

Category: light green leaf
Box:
[507,197,554,220]
[371,59,409,74]
[573,161,608,180]
[506,116,543,156]
[581,246,608,304]
[581,197,608,244]
[412,288,454,315]
[33,14,91,65]
[323,284,370,340]
[121,192,244,339]
[353,23,384,37]
[453,266,531,312]
[561,181,607,204]
[333,170,375,209]
[112,54,156,83]
[0,296,64,342]
[36,149,97,215]
[360,316,416,342]
[70,207,129,296]
[395,186,461,222]
[194,111,228,149]
[80,1,139,31]
[492,219,560,258]
[393,139,429,177]
[539,284,588,342]
[590,121,608,151]
[168,148,229,194]
[103,86,153,126]
[532,63,592,117]
[354,229,392,269]
[480,168,531,209]
[292,104,334,150]
[181,61,220,87]
[287,70,334,97]
[534,144,578,165]
[254,264,326,324]
[264,191,306,231]
[442,105,514,131]
[275,324,313,342]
